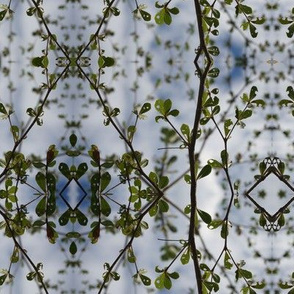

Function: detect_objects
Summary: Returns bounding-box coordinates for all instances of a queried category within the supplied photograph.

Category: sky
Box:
[0,0,294,293]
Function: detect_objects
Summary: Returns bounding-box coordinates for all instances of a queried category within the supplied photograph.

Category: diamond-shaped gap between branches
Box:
[59,178,87,210]
[246,173,294,216]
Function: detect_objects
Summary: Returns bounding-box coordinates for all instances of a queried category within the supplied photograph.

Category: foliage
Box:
[0,0,294,293]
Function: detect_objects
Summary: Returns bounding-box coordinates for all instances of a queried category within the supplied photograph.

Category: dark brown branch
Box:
[189,0,213,293]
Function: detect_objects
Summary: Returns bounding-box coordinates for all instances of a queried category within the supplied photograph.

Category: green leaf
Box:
[26,271,36,281]
[258,213,267,227]
[69,133,77,147]
[278,214,285,227]
[47,223,58,244]
[33,220,45,227]
[169,271,179,279]
[251,281,266,289]
[249,23,258,38]
[224,251,233,269]
[26,107,35,117]
[278,281,293,289]
[127,125,136,141]
[287,86,294,99]
[76,209,88,226]
[149,204,158,217]
[158,199,169,212]
[251,17,266,25]
[278,161,285,174]
[155,273,165,289]
[184,204,191,215]
[0,8,7,21]
[149,171,158,184]
[104,57,115,67]
[35,197,46,217]
[100,172,111,192]
[32,56,48,68]
[42,56,49,68]
[224,119,233,137]
[286,22,294,38]
[239,4,252,14]
[0,103,7,115]
[88,223,100,244]
[155,115,164,122]
[98,56,115,68]
[208,159,223,168]
[10,247,19,263]
[181,123,191,142]
[207,67,220,78]
[26,7,36,16]
[59,209,71,226]
[181,247,190,265]
[100,197,111,216]
[279,99,293,107]
[197,164,212,180]
[35,172,46,192]
[127,247,136,263]
[278,17,293,25]
[0,274,7,285]
[221,150,229,167]
[46,193,56,216]
[241,21,249,31]
[169,7,179,15]
[163,99,172,113]
[66,231,81,238]
[163,274,172,289]
[159,176,169,188]
[221,221,229,238]
[203,280,219,292]
[203,16,219,28]
[155,1,164,8]
[259,161,266,175]
[208,219,223,229]
[212,105,220,116]
[98,56,105,68]
[66,151,80,158]
[69,241,77,255]
[139,274,151,286]
[239,268,253,279]
[140,9,151,21]
[212,8,220,18]
[155,99,165,115]
[250,99,265,107]
[162,10,171,25]
[76,163,88,179]
[59,163,70,179]
[238,109,252,120]
[249,86,258,100]
[139,102,151,115]
[184,175,191,185]
[155,9,165,25]
[197,209,212,224]
[208,46,220,56]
